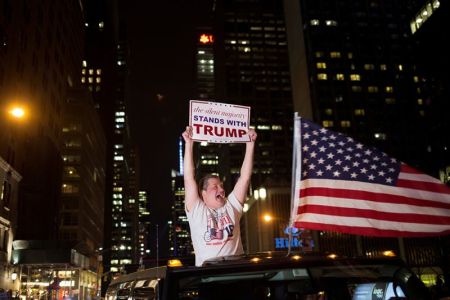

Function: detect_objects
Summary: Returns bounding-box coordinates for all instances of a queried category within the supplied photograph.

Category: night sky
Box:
[127,1,213,242]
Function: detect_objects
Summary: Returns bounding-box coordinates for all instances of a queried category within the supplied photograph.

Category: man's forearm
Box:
[240,142,255,181]
[184,142,195,181]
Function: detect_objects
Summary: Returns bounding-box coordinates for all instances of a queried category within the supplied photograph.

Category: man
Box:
[182,125,257,266]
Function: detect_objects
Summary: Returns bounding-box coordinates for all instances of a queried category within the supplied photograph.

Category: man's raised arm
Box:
[182,126,199,211]
[233,129,257,205]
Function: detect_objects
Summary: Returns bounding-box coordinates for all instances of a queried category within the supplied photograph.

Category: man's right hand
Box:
[182,126,194,144]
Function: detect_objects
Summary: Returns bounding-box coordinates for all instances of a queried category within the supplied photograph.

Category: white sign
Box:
[189,100,251,143]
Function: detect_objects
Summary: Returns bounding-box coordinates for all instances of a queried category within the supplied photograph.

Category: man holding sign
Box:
[182,121,257,267]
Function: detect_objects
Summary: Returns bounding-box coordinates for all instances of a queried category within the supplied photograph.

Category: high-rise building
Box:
[82,0,138,276]
[60,89,106,254]
[191,0,294,252]
[0,0,84,241]
[137,191,151,259]
[284,0,447,283]
[169,139,194,258]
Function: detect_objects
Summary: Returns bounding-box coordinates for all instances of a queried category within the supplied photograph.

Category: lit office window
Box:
[88,77,93,83]
[350,74,361,81]
[385,86,394,93]
[315,51,324,58]
[364,64,375,70]
[316,62,327,69]
[324,108,333,115]
[335,74,345,80]
[330,52,341,58]
[325,20,338,26]
[380,64,387,71]
[354,109,365,116]
[114,156,124,161]
[96,69,102,75]
[352,86,362,92]
[385,98,396,104]
[322,120,334,127]
[310,19,320,26]
[368,86,379,93]
[413,76,420,83]
[397,64,403,71]
[96,77,101,83]
[348,53,353,59]
[82,60,87,67]
[374,133,387,140]
[417,98,423,105]
[89,69,94,75]
[81,69,86,75]
[317,73,328,80]
[271,125,283,130]
[341,120,351,127]
[81,77,85,83]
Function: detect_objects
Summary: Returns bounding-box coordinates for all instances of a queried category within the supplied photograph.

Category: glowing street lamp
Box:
[262,213,272,223]
[9,107,26,119]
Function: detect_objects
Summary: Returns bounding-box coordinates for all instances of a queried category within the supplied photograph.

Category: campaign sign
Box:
[189,100,251,143]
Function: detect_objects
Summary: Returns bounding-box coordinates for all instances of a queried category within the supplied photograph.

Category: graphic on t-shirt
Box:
[204,209,235,243]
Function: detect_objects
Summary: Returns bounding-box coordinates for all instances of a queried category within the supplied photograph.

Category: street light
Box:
[9,107,25,119]
[262,213,272,223]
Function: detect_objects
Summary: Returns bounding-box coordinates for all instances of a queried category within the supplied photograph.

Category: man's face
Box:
[202,177,225,209]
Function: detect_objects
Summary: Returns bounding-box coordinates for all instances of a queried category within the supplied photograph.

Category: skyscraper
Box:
[284,0,448,283]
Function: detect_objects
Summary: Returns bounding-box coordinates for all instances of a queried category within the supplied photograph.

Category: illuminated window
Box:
[330,52,341,58]
[82,60,87,67]
[315,51,324,58]
[62,184,79,194]
[88,77,93,83]
[374,133,387,140]
[413,76,419,83]
[397,64,403,71]
[96,69,102,75]
[317,73,328,80]
[417,98,423,105]
[99,21,104,29]
[324,108,333,115]
[350,74,361,81]
[380,64,387,71]
[419,110,425,116]
[341,120,351,127]
[114,156,124,161]
[310,19,320,26]
[96,77,101,83]
[316,62,327,69]
[81,69,86,75]
[199,34,214,44]
[257,125,271,130]
[385,86,394,93]
[271,125,282,130]
[385,98,396,104]
[354,109,365,116]
[115,117,125,123]
[325,20,338,26]
[81,77,85,83]
[364,64,375,70]
[322,120,334,127]
[368,86,379,93]
[115,112,125,117]
[335,74,345,80]
[352,86,362,92]
[348,53,353,59]
[65,167,79,178]
[89,69,94,75]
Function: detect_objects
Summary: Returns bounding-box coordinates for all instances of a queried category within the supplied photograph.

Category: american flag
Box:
[290,117,450,237]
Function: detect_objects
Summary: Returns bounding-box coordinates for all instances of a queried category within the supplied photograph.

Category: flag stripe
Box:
[293,221,450,237]
[398,170,442,184]
[300,187,450,210]
[396,178,450,194]
[297,204,450,224]
[294,213,450,234]
[301,179,449,204]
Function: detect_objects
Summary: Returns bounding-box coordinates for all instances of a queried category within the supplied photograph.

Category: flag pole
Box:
[288,113,302,256]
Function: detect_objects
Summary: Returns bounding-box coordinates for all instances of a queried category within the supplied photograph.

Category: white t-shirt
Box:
[186,192,244,266]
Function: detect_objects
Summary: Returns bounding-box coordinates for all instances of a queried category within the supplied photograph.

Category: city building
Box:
[169,139,194,258]
[191,0,294,253]
[60,89,106,256]
[284,0,448,285]
[137,191,151,259]
[0,157,21,293]
[82,0,138,277]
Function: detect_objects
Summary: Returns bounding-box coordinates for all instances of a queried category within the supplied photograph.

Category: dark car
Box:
[105,252,431,300]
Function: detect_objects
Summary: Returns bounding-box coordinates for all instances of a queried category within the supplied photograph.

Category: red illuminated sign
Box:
[199,34,214,44]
